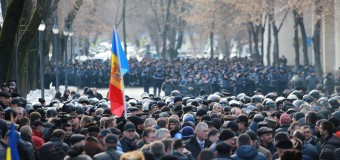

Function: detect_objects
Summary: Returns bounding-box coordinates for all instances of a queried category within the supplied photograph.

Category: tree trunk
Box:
[293,9,300,66]
[122,0,127,57]
[260,23,265,63]
[224,39,230,58]
[248,26,253,56]
[18,0,45,75]
[162,0,171,59]
[176,2,186,51]
[267,22,271,65]
[272,24,279,66]
[0,0,25,83]
[313,0,323,80]
[63,0,84,60]
[210,31,214,59]
[298,17,309,65]
[43,0,60,65]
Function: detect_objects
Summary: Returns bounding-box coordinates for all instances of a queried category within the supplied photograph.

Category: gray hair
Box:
[155,128,170,140]
[195,122,208,131]
[144,118,156,128]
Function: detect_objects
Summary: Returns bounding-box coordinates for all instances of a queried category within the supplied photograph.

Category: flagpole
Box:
[114,26,128,120]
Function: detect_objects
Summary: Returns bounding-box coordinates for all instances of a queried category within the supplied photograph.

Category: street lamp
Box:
[52,14,59,92]
[63,27,69,89]
[38,20,45,99]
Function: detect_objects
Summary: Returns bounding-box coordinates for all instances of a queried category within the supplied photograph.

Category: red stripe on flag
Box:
[109,83,125,116]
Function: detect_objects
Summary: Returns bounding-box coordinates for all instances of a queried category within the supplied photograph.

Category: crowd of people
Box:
[0,57,340,160]
[44,57,340,98]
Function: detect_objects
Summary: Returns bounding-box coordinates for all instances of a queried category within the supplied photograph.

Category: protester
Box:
[1,57,340,160]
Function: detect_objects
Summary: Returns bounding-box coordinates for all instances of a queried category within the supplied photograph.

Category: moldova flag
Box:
[109,27,129,117]
[6,124,20,160]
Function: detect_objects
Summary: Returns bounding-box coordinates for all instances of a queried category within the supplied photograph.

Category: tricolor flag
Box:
[109,27,129,117]
[6,124,20,160]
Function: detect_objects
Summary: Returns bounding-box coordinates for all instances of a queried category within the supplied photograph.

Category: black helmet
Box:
[98,102,109,109]
[89,98,99,106]
[290,90,303,100]
[78,96,90,104]
[242,96,251,104]
[46,107,57,118]
[264,99,276,111]
[309,90,321,99]
[265,92,278,101]
[33,103,43,110]
[219,99,229,107]
[317,97,331,109]
[328,96,340,111]
[302,94,313,103]
[171,90,181,97]
[251,95,264,104]
[207,94,220,103]
[293,100,305,108]
[62,103,75,113]
[75,105,85,115]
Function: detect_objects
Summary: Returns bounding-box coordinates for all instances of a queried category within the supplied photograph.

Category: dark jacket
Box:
[322,134,340,151]
[38,137,69,160]
[213,154,234,160]
[302,143,319,160]
[275,123,290,134]
[173,151,195,160]
[18,135,36,160]
[84,137,104,158]
[119,137,137,152]
[260,141,276,155]
[93,147,124,160]
[231,145,266,160]
[183,136,212,159]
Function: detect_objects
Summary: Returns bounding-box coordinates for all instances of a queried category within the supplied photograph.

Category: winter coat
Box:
[275,124,290,134]
[93,147,124,160]
[38,137,69,160]
[322,134,340,151]
[63,155,92,160]
[183,136,212,159]
[231,145,267,160]
[18,135,36,160]
[173,151,195,160]
[32,130,45,151]
[84,137,104,158]
[161,82,174,96]
[302,143,319,160]
[258,146,272,160]
[119,137,138,153]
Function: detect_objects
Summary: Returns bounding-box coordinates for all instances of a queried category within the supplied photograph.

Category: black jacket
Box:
[93,147,123,160]
[18,135,36,160]
[322,134,340,151]
[183,136,212,159]
[173,151,195,160]
[119,137,137,152]
[38,137,69,160]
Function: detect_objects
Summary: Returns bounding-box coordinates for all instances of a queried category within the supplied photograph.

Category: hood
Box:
[236,145,258,159]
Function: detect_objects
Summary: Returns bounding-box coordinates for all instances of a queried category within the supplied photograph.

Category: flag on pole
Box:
[6,124,20,160]
[109,27,129,117]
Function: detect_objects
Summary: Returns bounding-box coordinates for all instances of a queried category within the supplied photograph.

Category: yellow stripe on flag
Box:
[6,147,11,160]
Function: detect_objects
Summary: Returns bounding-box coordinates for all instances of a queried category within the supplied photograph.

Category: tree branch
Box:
[278,8,290,32]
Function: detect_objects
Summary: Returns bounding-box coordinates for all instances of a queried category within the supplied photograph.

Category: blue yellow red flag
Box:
[6,124,20,160]
[109,27,130,117]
